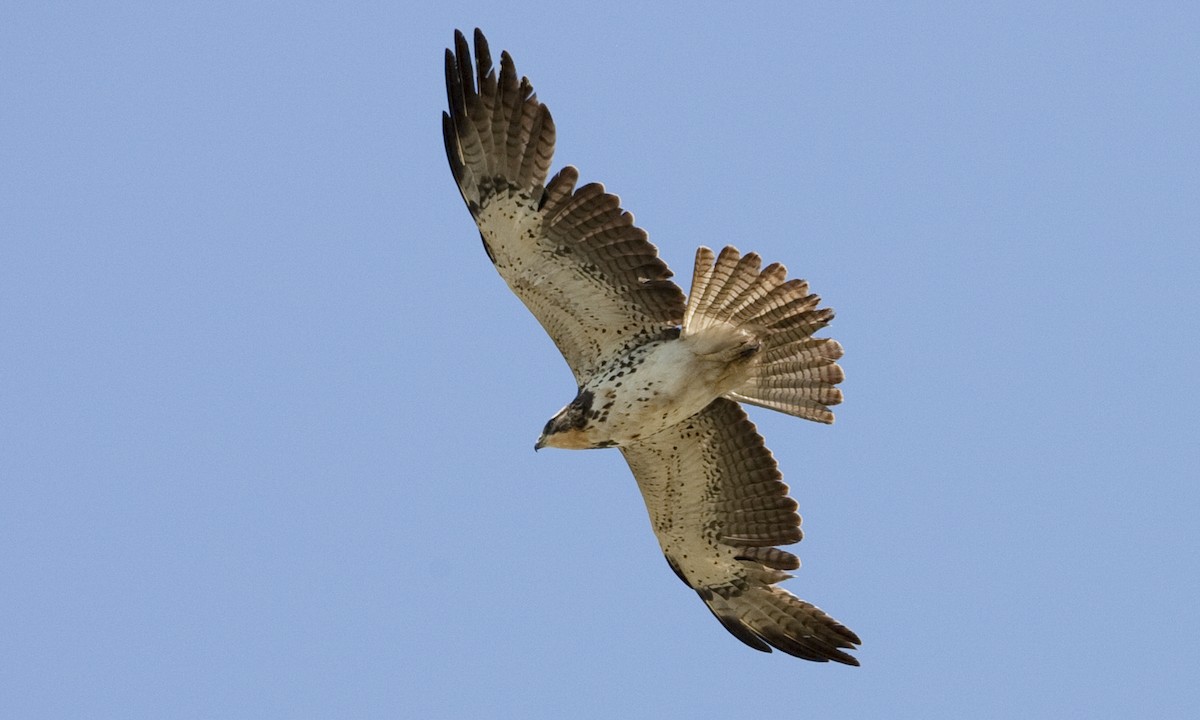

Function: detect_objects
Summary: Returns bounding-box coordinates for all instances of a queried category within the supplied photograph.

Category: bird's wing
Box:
[620,398,860,664]
[443,29,686,384]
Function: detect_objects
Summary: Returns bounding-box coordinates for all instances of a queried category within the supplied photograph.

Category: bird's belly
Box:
[582,339,747,446]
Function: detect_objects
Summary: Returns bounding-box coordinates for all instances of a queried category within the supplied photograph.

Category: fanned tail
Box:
[683,246,844,424]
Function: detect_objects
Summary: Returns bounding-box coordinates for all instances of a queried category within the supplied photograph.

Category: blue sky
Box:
[3,1,1198,718]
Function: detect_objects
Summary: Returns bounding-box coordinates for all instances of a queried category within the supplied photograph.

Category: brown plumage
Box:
[622,399,859,665]
[443,29,683,384]
[443,28,858,664]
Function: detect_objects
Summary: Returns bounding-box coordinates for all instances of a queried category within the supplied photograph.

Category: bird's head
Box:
[535,390,594,451]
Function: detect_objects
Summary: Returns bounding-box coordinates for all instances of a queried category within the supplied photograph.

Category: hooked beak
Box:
[534,436,546,452]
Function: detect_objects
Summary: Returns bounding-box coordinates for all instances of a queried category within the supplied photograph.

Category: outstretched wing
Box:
[443,29,685,384]
[621,398,860,664]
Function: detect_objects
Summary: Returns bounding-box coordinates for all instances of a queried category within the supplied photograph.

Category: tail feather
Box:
[684,247,757,332]
[681,247,712,330]
[726,393,836,424]
[727,277,803,324]
[683,246,843,424]
[764,336,843,365]
[751,361,845,384]
[758,298,825,330]
[726,264,789,321]
[741,381,843,405]
[708,252,763,319]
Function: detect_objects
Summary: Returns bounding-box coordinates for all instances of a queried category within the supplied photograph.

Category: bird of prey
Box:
[442,29,860,665]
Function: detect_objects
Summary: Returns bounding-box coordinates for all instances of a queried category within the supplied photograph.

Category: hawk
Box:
[442,29,860,665]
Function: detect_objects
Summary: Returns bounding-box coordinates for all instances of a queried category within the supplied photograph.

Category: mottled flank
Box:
[443,29,856,665]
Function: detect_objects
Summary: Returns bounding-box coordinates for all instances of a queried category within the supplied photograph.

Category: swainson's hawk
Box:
[443,29,859,665]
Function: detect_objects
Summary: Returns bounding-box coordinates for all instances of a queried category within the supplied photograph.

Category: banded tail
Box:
[683,246,844,423]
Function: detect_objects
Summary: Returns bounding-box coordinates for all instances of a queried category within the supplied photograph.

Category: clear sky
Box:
[3,2,1198,718]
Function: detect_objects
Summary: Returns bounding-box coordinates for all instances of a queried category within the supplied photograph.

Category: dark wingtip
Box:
[708,607,774,654]
[442,111,464,186]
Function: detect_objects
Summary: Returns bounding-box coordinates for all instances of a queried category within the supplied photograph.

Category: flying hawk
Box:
[442,29,860,665]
